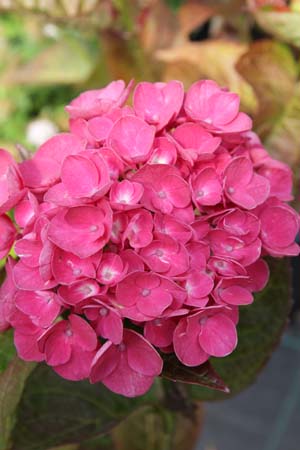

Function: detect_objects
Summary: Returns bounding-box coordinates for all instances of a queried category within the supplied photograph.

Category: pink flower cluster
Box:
[0,79,299,397]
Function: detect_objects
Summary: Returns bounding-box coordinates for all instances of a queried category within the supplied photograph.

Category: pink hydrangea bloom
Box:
[0,79,299,397]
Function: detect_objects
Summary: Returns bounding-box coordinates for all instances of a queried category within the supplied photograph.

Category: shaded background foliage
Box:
[0,1,298,449]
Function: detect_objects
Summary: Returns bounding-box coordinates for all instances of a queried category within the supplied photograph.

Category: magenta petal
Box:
[88,116,114,141]
[0,258,17,331]
[133,80,184,130]
[212,92,240,126]
[102,351,155,397]
[48,204,112,258]
[260,205,299,249]
[14,329,45,362]
[219,286,253,306]
[42,330,72,366]
[192,168,222,206]
[61,155,99,198]
[58,280,99,305]
[13,261,56,291]
[173,318,209,367]
[225,157,270,209]
[244,259,269,292]
[97,310,123,345]
[218,112,252,133]
[53,347,96,381]
[144,318,177,347]
[108,116,155,163]
[69,314,97,351]
[0,214,17,259]
[14,238,42,268]
[90,341,120,382]
[15,290,61,328]
[199,313,237,357]
[137,289,173,317]
[51,247,97,284]
[125,329,163,376]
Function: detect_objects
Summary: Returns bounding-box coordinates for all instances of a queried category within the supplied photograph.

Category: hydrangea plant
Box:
[0,79,299,448]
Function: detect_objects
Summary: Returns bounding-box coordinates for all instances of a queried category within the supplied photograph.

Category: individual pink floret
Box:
[242,259,270,292]
[133,80,184,131]
[13,259,57,291]
[173,122,221,163]
[13,311,45,362]
[191,168,222,206]
[108,115,155,164]
[109,180,144,211]
[58,279,100,306]
[14,290,61,328]
[48,201,112,258]
[256,157,293,202]
[19,133,84,193]
[96,252,128,285]
[38,314,98,380]
[66,80,133,119]
[148,137,177,165]
[173,308,237,366]
[154,213,193,244]
[224,156,270,210]
[122,209,153,248]
[84,298,123,344]
[209,229,261,267]
[115,272,180,321]
[51,247,97,285]
[132,164,191,214]
[184,80,252,133]
[183,269,214,307]
[213,278,253,306]
[257,199,300,256]
[90,329,163,397]
[139,235,189,276]
[217,209,260,245]
[60,151,111,199]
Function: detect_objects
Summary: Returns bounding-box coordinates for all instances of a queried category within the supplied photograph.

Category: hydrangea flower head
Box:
[0,79,299,397]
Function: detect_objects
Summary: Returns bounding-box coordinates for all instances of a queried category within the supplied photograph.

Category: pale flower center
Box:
[141,288,151,297]
[158,190,167,199]
[99,307,108,316]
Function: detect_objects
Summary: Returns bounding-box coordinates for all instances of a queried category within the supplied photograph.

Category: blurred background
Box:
[0,1,299,449]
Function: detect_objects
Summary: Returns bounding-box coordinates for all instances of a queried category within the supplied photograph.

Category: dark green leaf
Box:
[161,356,229,393]
[11,364,160,450]
[47,446,79,450]
[189,258,291,401]
[0,330,16,374]
[0,358,35,450]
